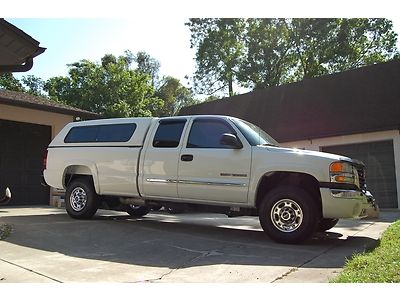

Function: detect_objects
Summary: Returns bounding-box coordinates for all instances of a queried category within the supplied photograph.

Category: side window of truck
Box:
[64,124,136,143]
[187,119,237,148]
[153,119,186,148]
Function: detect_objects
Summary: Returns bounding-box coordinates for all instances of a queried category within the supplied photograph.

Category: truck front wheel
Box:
[65,177,99,219]
[259,186,319,244]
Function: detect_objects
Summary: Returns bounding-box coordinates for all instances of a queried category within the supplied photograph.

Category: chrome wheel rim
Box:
[70,187,87,212]
[270,199,303,232]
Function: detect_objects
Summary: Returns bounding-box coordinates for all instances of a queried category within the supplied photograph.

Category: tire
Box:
[65,177,100,219]
[317,218,339,232]
[125,205,151,217]
[258,186,319,244]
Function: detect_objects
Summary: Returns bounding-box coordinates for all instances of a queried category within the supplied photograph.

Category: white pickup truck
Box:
[43,115,376,243]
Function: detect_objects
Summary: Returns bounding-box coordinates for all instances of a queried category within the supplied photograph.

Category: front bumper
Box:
[320,187,377,219]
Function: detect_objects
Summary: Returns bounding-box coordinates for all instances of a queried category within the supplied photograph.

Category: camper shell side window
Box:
[64,123,137,143]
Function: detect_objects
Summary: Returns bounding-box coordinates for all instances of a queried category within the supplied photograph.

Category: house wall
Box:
[0,103,73,138]
[281,129,400,209]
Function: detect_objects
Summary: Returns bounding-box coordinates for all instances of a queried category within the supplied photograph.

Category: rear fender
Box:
[63,163,100,194]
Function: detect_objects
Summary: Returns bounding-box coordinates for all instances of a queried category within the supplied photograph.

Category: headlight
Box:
[330,161,359,187]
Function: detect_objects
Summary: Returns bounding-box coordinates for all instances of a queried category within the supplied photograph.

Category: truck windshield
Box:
[232,118,279,147]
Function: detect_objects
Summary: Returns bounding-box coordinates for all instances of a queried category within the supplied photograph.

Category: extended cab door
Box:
[140,118,188,199]
[177,117,251,204]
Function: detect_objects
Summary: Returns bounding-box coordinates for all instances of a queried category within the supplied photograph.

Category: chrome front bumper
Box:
[320,188,377,219]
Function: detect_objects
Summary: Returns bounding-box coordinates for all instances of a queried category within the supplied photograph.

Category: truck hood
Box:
[261,145,351,162]
[251,145,355,183]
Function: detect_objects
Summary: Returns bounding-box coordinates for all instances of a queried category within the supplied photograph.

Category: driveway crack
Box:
[134,245,229,283]
[0,258,62,283]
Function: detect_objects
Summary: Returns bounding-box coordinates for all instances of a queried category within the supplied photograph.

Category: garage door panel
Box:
[26,157,42,169]
[0,119,51,205]
[3,156,23,170]
[322,140,397,208]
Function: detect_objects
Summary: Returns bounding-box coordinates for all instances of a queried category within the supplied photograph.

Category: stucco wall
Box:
[0,103,73,138]
[281,130,400,209]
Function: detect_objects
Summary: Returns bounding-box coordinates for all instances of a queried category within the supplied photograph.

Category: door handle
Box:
[181,154,193,162]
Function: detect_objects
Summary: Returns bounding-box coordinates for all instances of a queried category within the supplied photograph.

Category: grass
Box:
[0,223,12,240]
[332,219,400,283]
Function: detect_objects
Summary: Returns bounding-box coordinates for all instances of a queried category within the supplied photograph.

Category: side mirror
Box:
[220,133,243,149]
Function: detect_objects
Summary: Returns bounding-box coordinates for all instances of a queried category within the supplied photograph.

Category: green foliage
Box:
[2,50,197,117]
[0,73,46,96]
[0,73,24,91]
[187,18,400,95]
[332,220,400,283]
[186,18,246,97]
[45,53,163,117]
[330,19,399,72]
[203,95,220,102]
[288,18,399,80]
[239,18,294,89]
[134,51,160,86]
[155,76,199,116]
[21,75,46,96]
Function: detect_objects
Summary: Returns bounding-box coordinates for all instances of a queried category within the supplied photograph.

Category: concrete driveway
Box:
[0,206,399,283]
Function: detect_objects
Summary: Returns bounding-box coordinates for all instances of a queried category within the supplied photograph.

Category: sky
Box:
[8,18,196,86]
[3,0,400,97]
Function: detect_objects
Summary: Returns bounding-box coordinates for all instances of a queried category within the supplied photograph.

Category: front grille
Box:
[354,164,367,191]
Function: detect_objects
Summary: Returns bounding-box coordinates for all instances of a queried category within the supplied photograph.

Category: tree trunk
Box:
[228,77,233,97]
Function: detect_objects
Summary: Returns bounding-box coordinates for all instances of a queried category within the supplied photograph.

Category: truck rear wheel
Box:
[65,177,99,219]
[259,186,319,244]
[125,205,151,217]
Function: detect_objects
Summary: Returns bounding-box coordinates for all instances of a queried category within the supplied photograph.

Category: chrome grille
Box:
[354,164,367,191]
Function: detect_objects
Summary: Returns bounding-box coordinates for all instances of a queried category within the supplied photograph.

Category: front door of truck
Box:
[177,117,251,204]
[141,118,187,199]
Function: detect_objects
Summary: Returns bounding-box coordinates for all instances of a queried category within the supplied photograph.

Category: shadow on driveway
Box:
[1,209,379,271]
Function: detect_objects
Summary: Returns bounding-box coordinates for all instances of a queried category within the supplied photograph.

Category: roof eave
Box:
[0,97,99,119]
[0,19,46,73]
[278,125,400,143]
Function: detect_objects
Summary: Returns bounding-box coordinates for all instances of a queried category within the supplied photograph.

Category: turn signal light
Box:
[330,162,344,173]
[333,175,354,184]
[330,162,353,174]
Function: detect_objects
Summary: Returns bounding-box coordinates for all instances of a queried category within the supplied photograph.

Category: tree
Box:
[133,51,160,86]
[328,19,399,72]
[0,73,46,96]
[284,18,400,81]
[187,18,399,94]
[155,76,199,116]
[45,53,163,117]
[1,50,199,117]
[186,18,246,97]
[238,18,295,89]
[21,75,46,96]
[0,73,24,92]
[286,18,341,80]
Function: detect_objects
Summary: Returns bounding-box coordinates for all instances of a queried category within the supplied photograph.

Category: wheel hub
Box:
[271,199,303,232]
[70,187,87,212]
